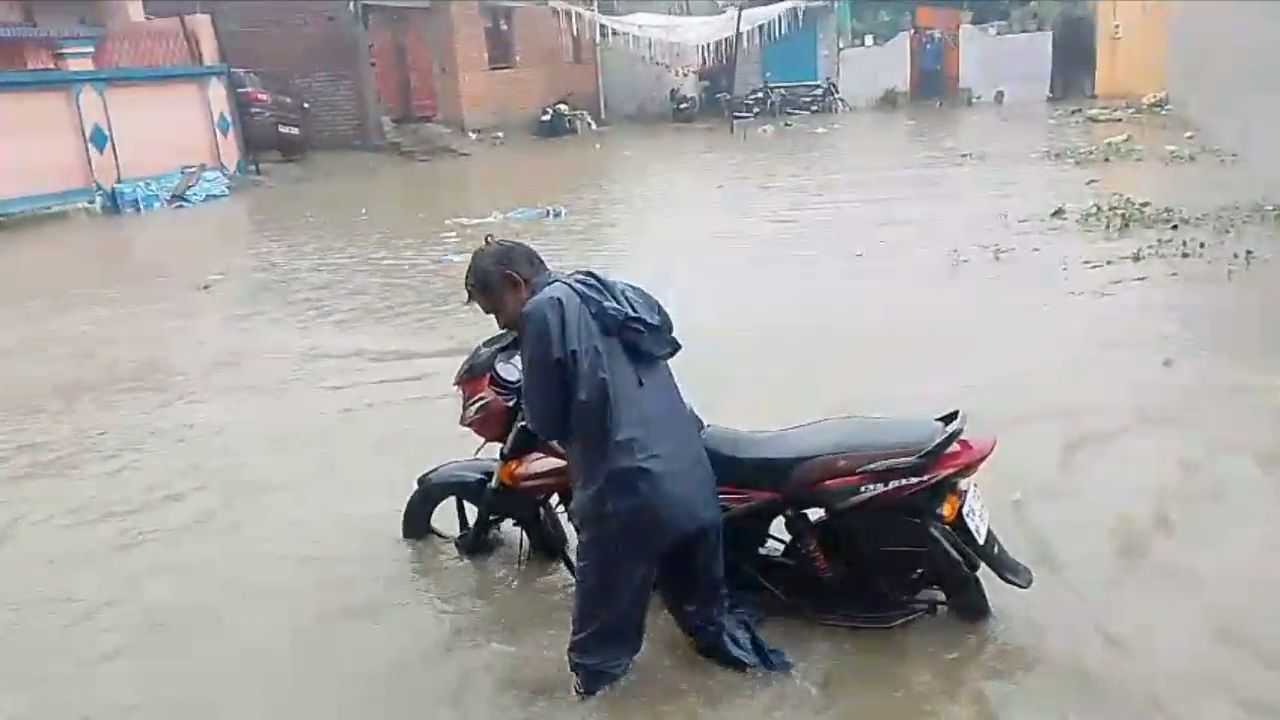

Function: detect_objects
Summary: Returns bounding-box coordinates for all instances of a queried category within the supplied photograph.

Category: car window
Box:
[260,75,294,95]
[230,71,262,90]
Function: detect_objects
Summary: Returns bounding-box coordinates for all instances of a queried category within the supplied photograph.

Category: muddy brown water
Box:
[2,106,1279,720]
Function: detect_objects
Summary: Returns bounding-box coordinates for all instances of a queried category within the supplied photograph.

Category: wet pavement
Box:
[2,105,1279,719]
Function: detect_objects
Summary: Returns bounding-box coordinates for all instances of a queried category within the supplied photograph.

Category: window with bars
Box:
[484,5,515,70]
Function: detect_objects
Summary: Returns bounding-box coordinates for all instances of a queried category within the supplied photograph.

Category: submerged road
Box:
[2,105,1278,719]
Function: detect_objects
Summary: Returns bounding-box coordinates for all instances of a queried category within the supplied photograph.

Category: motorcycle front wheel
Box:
[401,483,486,541]
[402,484,569,562]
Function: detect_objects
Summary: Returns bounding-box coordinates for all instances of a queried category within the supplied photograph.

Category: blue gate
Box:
[763,15,819,83]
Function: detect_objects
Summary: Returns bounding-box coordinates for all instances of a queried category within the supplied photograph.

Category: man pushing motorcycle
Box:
[463,238,791,696]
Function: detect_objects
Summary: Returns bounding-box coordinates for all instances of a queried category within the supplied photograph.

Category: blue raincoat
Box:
[519,271,791,695]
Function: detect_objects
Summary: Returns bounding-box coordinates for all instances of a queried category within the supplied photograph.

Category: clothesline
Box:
[549,0,812,71]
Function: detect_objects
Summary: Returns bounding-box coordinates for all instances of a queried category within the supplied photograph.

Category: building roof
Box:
[358,0,432,8]
[0,24,103,40]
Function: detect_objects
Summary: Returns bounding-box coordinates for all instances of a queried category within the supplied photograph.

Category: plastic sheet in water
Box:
[445,206,568,225]
[110,168,231,214]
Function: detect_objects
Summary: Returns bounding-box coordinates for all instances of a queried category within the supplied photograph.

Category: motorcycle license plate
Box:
[962,485,990,545]
[278,124,301,135]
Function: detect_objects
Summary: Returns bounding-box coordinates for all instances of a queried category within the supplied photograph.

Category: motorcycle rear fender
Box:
[927,518,1034,589]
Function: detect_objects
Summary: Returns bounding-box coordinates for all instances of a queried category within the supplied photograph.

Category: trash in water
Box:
[110,167,231,213]
[1142,91,1169,110]
[198,272,226,291]
[1044,132,1143,165]
[1059,193,1280,238]
[1084,107,1126,123]
[1164,145,1197,163]
[504,206,568,221]
[445,212,502,226]
[446,206,567,224]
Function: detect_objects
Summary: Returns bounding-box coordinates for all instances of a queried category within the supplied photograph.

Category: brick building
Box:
[147,0,599,145]
[146,0,380,147]
[364,0,599,130]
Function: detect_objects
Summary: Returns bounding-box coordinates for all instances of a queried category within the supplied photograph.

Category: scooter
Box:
[536,96,597,138]
[402,331,1034,628]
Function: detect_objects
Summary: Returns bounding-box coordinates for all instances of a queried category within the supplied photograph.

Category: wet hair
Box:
[464,236,548,302]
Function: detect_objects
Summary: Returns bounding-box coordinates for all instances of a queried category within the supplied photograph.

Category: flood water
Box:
[3,106,1279,720]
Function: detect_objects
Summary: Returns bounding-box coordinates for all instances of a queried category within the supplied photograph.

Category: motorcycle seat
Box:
[703,416,945,492]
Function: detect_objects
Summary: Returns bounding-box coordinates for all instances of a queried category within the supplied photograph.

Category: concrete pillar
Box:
[96,0,145,28]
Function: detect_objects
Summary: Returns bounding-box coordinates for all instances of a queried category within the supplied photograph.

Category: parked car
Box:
[229,69,310,160]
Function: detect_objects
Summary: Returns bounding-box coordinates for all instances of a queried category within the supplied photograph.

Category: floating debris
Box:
[1163,145,1198,163]
[198,272,225,291]
[1075,194,1192,232]
[1044,132,1143,165]
[1103,132,1132,147]
[1084,107,1126,123]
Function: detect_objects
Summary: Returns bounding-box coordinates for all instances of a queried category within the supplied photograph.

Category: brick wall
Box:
[438,2,599,130]
[145,0,377,148]
[367,6,438,120]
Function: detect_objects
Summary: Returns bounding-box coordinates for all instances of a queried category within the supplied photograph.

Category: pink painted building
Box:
[0,0,241,215]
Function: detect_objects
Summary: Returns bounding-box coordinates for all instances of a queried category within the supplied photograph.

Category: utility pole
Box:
[727,1,744,133]
[593,0,607,123]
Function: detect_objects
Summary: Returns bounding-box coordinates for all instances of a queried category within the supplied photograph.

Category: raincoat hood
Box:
[543,271,682,362]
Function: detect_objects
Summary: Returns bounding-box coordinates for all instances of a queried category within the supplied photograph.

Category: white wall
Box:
[815,5,838,81]
[601,46,699,121]
[958,25,1053,103]
[1167,0,1280,196]
[837,31,910,107]
[734,43,762,90]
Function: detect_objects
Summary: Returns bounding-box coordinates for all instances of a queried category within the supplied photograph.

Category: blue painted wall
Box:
[763,16,819,83]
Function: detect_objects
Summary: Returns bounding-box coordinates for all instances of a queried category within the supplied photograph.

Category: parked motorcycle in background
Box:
[776,78,851,116]
[717,85,775,120]
[670,88,698,123]
[536,95,597,138]
[401,332,1035,629]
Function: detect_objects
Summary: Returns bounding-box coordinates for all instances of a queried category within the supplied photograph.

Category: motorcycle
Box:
[536,96,597,138]
[778,79,852,116]
[402,331,1034,628]
[669,88,698,123]
[716,85,775,120]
